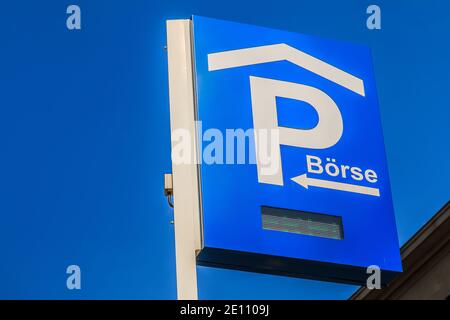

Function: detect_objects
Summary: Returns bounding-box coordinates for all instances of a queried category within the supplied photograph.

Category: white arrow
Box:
[291,174,380,197]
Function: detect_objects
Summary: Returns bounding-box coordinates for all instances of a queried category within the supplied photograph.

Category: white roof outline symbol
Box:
[207,43,365,96]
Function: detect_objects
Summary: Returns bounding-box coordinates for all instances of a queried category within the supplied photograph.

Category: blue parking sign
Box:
[192,16,402,285]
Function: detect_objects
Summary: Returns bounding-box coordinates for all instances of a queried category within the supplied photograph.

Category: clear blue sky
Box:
[0,0,448,299]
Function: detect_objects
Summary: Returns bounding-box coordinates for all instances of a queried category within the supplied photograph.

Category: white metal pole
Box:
[166,19,202,300]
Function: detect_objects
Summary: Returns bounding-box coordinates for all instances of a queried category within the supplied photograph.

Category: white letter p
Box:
[250,76,343,186]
